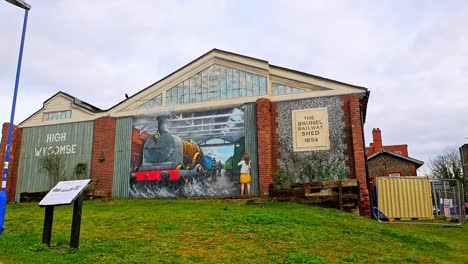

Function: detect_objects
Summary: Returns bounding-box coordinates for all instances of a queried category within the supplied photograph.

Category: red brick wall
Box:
[342,96,371,217]
[1,123,22,202]
[366,128,409,157]
[256,98,274,195]
[367,144,409,157]
[91,117,116,197]
[368,155,418,177]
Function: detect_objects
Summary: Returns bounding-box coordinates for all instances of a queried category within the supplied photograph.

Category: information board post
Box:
[70,193,84,249]
[42,206,54,246]
[39,179,91,249]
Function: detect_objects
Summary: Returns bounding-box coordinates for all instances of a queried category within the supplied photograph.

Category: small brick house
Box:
[366,128,423,181]
[1,49,372,216]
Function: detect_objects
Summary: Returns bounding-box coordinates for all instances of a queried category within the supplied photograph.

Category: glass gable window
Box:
[43,110,72,121]
[166,64,267,105]
[272,83,309,96]
[139,94,163,110]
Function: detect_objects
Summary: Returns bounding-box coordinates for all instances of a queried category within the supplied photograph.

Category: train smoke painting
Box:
[129,108,245,198]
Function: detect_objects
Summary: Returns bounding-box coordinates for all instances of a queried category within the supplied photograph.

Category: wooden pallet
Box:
[269,179,359,211]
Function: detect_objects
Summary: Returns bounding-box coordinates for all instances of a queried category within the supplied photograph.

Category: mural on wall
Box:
[129,108,245,198]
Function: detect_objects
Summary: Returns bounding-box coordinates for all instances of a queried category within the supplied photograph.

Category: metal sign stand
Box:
[39,180,90,249]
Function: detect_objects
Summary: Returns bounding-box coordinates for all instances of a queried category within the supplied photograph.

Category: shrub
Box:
[74,162,89,180]
[271,168,295,184]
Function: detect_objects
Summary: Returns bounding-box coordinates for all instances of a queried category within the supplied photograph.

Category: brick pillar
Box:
[0,123,22,202]
[256,98,274,195]
[342,98,356,179]
[91,117,116,197]
[348,96,371,217]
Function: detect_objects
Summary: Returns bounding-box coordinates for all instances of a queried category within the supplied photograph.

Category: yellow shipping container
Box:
[377,177,434,220]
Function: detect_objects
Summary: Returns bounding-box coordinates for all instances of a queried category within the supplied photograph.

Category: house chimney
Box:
[372,128,383,151]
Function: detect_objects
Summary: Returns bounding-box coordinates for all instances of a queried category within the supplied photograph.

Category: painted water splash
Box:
[129,169,240,198]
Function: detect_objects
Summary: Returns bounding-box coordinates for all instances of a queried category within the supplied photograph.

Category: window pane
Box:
[166,90,172,106]
[239,71,246,97]
[272,83,278,95]
[279,84,285,94]
[259,76,267,95]
[233,69,240,98]
[156,94,162,106]
[246,73,253,96]
[177,84,184,104]
[227,67,233,99]
[213,65,220,101]
[208,65,214,101]
[202,68,209,102]
[189,77,196,103]
[195,73,202,102]
[220,66,227,100]
[183,80,190,104]
[253,74,260,96]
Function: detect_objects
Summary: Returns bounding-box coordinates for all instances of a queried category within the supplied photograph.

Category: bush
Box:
[74,162,89,180]
[272,168,295,184]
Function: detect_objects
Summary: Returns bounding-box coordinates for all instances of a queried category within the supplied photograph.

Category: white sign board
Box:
[39,179,91,207]
[291,107,330,151]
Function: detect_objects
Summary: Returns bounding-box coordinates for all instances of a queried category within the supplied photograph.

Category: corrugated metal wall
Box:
[377,177,434,220]
[16,121,94,201]
[112,117,133,198]
[243,103,259,195]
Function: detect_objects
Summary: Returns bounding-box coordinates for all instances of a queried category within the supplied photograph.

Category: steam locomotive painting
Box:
[130,115,207,186]
[129,108,245,198]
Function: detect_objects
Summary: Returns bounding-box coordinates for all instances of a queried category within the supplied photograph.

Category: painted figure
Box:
[217,161,222,176]
[238,154,251,196]
[211,158,218,182]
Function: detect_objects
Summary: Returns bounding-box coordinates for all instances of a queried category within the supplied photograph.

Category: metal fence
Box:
[373,177,465,227]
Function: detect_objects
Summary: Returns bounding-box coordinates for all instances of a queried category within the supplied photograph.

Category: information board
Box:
[39,179,91,207]
[291,107,330,151]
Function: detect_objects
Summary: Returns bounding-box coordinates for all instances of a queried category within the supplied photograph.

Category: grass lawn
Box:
[0,199,466,263]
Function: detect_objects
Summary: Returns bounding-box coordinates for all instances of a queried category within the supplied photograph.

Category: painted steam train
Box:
[130,116,206,185]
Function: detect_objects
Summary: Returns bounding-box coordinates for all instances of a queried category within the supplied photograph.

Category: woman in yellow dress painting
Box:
[238,154,251,197]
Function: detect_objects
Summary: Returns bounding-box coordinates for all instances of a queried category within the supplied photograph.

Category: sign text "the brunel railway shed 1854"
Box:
[292,107,330,151]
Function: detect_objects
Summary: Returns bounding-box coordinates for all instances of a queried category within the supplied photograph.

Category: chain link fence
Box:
[373,177,465,227]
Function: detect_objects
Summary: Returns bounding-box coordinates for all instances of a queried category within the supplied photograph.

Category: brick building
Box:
[366,128,423,180]
[1,49,371,216]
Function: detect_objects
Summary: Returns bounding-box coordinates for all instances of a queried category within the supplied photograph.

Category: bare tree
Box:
[429,148,465,189]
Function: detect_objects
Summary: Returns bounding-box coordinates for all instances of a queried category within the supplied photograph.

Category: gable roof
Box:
[19,91,103,126]
[367,150,424,168]
[107,48,369,117]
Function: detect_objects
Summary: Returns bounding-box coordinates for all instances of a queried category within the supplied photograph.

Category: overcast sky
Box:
[1,0,467,174]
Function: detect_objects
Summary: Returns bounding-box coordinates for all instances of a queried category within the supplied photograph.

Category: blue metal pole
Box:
[0,8,29,236]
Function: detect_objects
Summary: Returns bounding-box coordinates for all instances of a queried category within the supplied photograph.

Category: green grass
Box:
[0,199,467,264]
